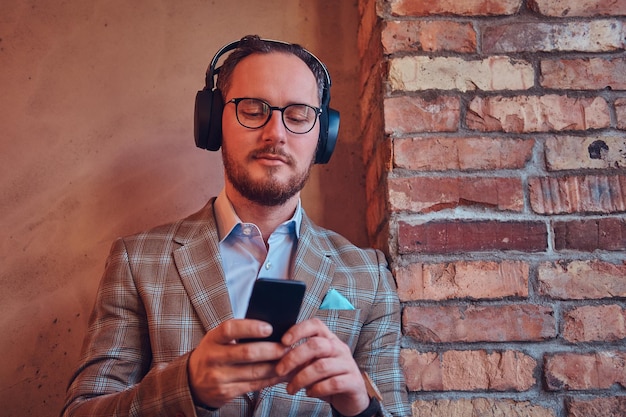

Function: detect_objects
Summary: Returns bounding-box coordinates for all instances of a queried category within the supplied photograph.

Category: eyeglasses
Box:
[226,97,322,134]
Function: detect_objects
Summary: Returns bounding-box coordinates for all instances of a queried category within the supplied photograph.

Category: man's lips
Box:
[251,151,291,165]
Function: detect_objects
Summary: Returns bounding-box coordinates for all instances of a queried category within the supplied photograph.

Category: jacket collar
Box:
[213,189,303,241]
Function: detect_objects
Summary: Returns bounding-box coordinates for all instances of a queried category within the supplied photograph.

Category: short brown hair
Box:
[216,35,326,104]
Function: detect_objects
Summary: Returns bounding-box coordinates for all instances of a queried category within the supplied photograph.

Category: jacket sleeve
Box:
[60,238,200,417]
[352,249,411,417]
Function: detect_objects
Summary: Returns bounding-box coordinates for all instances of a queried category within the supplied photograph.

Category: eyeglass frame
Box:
[226,97,322,134]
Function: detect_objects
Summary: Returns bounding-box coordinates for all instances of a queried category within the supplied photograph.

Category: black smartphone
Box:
[240,278,306,343]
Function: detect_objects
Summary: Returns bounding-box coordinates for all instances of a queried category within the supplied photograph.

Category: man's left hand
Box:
[275,318,371,416]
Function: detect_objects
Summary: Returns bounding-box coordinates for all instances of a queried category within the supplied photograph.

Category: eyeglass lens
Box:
[235,98,318,134]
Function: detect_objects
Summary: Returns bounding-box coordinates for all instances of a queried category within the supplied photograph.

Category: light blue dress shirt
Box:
[214,190,302,318]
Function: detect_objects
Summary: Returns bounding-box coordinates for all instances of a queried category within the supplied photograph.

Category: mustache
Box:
[249,146,293,164]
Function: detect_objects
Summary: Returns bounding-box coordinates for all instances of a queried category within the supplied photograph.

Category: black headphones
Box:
[194,38,340,164]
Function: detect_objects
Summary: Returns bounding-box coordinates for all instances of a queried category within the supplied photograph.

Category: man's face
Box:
[221,52,320,207]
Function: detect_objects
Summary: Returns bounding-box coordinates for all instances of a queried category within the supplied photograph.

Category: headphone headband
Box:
[205,39,332,92]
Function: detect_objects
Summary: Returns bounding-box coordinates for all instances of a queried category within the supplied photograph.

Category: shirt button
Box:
[242,226,251,236]
[265,262,272,270]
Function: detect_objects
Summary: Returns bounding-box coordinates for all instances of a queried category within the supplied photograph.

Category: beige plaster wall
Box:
[0,1,363,415]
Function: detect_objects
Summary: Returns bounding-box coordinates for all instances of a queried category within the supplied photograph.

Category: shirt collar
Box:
[214,189,302,241]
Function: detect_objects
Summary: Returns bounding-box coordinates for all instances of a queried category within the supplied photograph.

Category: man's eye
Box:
[285,106,313,123]
[286,115,308,123]
[239,103,267,119]
[241,109,265,118]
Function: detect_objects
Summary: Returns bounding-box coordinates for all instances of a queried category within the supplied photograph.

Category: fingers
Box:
[273,318,371,415]
[192,322,290,375]
[212,319,273,344]
[276,318,341,376]
[188,319,292,408]
[193,371,289,408]
[276,318,355,392]
[278,336,352,395]
[300,372,359,399]
[281,318,332,346]
[275,331,334,375]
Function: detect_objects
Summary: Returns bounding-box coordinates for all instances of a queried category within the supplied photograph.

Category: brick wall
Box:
[357,0,626,416]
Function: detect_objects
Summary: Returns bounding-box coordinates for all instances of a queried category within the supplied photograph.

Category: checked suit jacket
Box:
[62,199,410,417]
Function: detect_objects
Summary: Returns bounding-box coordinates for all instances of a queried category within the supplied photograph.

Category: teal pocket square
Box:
[320,288,355,310]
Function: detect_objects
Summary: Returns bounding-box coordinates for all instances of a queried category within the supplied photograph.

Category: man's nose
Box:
[261,110,287,142]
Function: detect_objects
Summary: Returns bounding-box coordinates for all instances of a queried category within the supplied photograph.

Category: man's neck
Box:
[224,186,299,243]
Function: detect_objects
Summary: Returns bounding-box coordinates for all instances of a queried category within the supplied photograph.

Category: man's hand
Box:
[188,319,291,409]
[275,318,371,416]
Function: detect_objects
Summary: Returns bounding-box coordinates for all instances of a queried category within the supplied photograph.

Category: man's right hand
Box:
[187,319,292,409]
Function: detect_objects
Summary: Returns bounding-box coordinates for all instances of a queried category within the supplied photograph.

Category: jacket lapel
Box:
[292,213,335,322]
[172,200,234,331]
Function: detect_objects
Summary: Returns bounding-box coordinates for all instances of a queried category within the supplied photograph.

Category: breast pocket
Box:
[314,309,362,348]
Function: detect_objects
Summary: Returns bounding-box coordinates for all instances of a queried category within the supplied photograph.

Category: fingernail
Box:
[261,323,272,335]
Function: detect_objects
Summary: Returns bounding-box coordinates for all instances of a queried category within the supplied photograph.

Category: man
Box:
[62,35,410,417]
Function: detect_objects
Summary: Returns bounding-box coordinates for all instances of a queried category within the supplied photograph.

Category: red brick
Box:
[389,176,524,213]
[544,135,626,171]
[483,21,625,53]
[410,398,556,417]
[529,175,626,214]
[382,20,476,53]
[390,0,522,16]
[401,349,537,392]
[538,260,626,300]
[442,350,536,391]
[394,136,534,171]
[384,95,460,135]
[400,350,442,391]
[545,351,626,390]
[529,0,626,17]
[394,261,529,301]
[617,98,626,130]
[389,56,533,92]
[466,95,610,133]
[553,218,626,251]
[398,220,547,254]
[403,304,556,342]
[541,58,626,90]
[563,305,626,343]
[567,397,626,417]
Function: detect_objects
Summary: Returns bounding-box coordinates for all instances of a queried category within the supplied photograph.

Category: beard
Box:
[222,143,315,207]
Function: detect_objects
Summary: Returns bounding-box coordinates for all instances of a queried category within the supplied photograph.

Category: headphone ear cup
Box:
[315,107,340,164]
[194,89,213,150]
[207,91,224,151]
[194,89,224,151]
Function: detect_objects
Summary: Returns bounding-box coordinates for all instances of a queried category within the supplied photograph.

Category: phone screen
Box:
[240,278,306,343]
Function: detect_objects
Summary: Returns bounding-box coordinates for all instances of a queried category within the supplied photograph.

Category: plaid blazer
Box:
[62,200,410,417]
